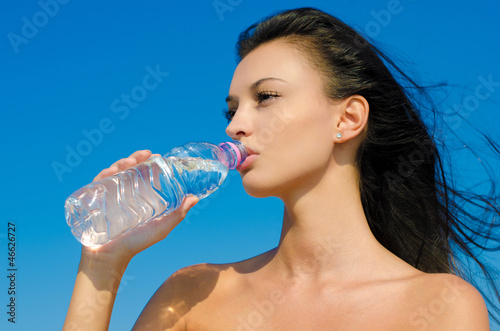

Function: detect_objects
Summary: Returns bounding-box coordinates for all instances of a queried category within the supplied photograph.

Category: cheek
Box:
[288,111,335,177]
[241,102,334,197]
[283,109,333,160]
[265,100,332,149]
[265,112,333,178]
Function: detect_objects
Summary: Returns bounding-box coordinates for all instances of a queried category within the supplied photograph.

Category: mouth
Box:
[237,146,259,172]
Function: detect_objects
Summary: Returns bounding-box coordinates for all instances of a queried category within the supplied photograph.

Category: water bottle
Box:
[65,141,247,247]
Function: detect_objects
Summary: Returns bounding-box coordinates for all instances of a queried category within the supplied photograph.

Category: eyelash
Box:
[223,90,281,122]
[255,90,281,102]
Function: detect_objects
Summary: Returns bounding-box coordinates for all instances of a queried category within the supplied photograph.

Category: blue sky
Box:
[1,0,499,329]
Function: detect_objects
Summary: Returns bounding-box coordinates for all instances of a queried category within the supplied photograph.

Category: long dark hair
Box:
[234,7,499,324]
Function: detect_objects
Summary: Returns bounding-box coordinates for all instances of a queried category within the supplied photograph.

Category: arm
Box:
[63,150,198,330]
[63,250,128,330]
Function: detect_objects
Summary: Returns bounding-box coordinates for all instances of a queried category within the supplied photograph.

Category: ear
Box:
[334,95,369,142]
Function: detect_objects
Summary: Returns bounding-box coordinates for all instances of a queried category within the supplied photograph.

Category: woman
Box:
[64,8,498,330]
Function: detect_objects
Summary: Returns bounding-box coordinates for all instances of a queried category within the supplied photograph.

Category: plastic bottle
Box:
[65,141,247,247]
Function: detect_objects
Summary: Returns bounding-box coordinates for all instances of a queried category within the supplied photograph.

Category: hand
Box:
[93,150,155,182]
[83,150,198,267]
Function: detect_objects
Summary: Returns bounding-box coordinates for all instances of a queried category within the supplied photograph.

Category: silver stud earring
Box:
[336,133,342,139]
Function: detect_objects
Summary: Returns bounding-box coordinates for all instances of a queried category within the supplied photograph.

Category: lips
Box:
[237,146,258,172]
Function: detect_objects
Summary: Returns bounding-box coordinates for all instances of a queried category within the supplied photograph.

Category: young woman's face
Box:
[225,40,339,199]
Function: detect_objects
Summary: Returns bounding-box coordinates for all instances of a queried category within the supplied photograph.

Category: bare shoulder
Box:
[132,262,231,331]
[132,250,274,330]
[407,273,490,330]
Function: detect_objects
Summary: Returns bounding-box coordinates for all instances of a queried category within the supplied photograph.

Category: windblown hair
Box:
[235,7,500,323]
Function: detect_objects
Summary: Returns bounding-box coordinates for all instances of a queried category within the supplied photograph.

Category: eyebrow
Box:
[225,77,286,103]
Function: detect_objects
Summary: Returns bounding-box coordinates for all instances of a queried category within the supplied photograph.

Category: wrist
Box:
[80,246,131,274]
[78,249,130,295]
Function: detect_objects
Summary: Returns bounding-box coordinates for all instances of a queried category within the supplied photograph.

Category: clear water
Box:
[65,156,228,247]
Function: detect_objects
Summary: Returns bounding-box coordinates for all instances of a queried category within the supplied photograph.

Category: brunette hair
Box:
[233,7,499,323]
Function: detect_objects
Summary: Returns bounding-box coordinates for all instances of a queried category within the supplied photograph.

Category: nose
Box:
[225,107,253,140]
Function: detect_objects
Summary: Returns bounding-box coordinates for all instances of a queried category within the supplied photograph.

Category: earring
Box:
[336,133,342,139]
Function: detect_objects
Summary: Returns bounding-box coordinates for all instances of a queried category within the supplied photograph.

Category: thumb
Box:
[143,196,199,244]
[182,196,199,216]
[161,196,199,223]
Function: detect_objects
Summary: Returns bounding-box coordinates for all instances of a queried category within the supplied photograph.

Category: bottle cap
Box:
[219,141,247,169]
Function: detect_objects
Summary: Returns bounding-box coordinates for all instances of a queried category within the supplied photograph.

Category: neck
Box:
[268,162,389,284]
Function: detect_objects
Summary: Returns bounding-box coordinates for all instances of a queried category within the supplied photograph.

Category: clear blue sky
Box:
[1,0,499,329]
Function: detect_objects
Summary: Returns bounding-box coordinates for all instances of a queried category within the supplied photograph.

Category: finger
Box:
[93,167,117,182]
[179,196,199,217]
[111,150,152,169]
[108,152,150,169]
[170,196,199,218]
[111,157,137,171]
[151,196,199,230]
[93,150,153,183]
[128,150,152,163]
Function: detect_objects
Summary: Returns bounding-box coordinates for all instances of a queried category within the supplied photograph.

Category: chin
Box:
[241,182,271,198]
[241,174,282,198]
[243,187,273,198]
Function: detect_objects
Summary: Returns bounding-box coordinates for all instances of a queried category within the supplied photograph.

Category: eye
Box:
[223,90,281,123]
[256,90,281,104]
[223,108,236,122]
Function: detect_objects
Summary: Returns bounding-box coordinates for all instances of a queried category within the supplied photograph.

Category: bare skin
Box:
[134,253,488,330]
[64,41,490,330]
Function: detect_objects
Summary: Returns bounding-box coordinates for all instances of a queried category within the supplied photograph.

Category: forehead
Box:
[229,40,318,92]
